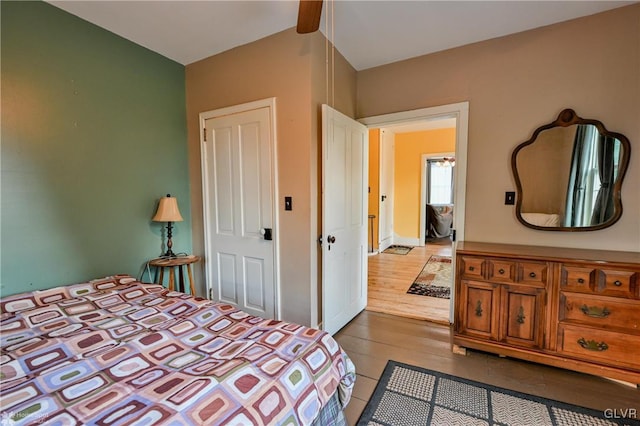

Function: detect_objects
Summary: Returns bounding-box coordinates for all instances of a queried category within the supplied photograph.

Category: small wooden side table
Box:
[148,255,200,295]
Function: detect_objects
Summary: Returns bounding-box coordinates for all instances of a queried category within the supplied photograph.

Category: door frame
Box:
[360,101,469,323]
[377,129,395,252]
[199,97,281,319]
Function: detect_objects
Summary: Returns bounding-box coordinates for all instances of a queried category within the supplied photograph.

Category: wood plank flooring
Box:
[367,240,452,323]
[335,311,640,425]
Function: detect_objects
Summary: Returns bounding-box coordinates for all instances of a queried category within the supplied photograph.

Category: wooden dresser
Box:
[453,241,640,385]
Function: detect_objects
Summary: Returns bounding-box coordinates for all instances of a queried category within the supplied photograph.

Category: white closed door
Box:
[201,100,277,319]
[378,129,395,251]
[322,105,368,335]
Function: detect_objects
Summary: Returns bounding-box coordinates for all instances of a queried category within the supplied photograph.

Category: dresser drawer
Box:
[459,256,485,280]
[600,269,637,298]
[561,265,638,298]
[559,292,640,332]
[561,265,596,292]
[487,260,547,286]
[488,259,516,283]
[519,262,548,286]
[558,325,640,370]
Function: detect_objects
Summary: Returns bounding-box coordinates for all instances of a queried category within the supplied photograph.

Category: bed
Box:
[0,275,355,425]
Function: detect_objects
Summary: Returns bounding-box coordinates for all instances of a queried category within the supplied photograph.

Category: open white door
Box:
[322,105,368,335]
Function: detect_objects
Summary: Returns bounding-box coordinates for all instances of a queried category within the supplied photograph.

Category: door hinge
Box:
[451,229,456,241]
[203,127,207,142]
[208,288,213,300]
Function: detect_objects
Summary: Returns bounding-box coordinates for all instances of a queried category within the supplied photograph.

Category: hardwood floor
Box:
[367,239,452,323]
[335,311,640,425]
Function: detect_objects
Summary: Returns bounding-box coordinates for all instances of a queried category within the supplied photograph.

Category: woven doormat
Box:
[357,360,639,425]
[407,255,451,299]
[383,245,413,255]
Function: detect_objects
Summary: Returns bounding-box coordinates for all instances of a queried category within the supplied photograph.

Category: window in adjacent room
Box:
[427,157,455,205]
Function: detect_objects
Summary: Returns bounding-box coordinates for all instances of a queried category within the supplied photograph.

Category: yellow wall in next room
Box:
[393,128,456,240]
[368,129,380,251]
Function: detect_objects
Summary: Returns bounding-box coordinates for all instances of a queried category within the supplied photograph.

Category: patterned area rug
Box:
[383,245,413,255]
[407,255,451,299]
[357,361,639,426]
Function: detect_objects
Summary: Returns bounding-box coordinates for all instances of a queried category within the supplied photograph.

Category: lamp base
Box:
[160,250,178,259]
[161,222,177,259]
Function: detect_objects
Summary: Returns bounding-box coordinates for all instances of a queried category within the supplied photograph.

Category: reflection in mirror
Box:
[512,109,630,231]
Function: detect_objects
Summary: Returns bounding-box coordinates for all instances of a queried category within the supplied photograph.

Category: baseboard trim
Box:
[393,235,420,246]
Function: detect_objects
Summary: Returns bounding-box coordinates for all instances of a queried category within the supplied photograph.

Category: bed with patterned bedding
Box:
[0,275,355,425]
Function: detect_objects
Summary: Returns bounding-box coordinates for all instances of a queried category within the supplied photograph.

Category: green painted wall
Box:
[1,1,191,296]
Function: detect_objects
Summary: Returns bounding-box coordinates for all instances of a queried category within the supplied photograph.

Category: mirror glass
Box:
[512,109,630,231]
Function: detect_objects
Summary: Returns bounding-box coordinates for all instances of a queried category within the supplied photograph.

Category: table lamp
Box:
[153,194,183,258]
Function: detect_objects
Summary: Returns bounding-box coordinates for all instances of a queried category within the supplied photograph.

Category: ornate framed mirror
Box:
[511,109,630,231]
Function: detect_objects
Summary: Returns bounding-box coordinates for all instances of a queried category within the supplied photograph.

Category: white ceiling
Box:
[48,0,635,71]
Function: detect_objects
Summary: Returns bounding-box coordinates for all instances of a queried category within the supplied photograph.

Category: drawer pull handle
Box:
[577,338,608,352]
[580,305,610,318]
[613,280,622,287]
[498,268,505,274]
[469,266,475,272]
[475,300,483,317]
[529,272,537,278]
[516,306,525,324]
[577,278,585,284]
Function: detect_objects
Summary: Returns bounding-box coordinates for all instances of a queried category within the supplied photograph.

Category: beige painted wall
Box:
[357,4,640,252]
[185,5,639,327]
[185,28,356,326]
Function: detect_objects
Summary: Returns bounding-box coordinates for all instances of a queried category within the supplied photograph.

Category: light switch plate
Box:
[505,191,515,205]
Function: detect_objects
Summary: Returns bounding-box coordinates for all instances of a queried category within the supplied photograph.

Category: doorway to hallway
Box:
[361,101,468,324]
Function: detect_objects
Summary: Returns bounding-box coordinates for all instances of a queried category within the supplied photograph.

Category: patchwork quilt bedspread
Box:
[0,275,355,425]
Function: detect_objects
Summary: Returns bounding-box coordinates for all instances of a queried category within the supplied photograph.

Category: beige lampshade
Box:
[152,195,183,222]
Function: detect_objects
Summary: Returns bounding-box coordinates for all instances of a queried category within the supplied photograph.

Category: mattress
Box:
[0,275,355,425]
